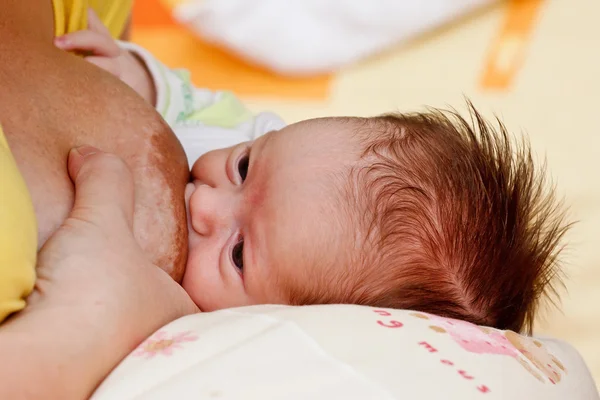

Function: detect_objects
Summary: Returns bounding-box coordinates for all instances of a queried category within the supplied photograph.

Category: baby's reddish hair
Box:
[292,104,569,334]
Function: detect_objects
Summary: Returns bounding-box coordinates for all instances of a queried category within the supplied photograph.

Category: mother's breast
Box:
[2,55,190,282]
[128,117,190,282]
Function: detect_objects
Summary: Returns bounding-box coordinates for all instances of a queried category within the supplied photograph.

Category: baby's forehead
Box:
[272,118,365,158]
[294,116,367,133]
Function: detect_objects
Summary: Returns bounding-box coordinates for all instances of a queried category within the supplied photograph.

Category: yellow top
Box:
[52,0,133,38]
[0,128,37,322]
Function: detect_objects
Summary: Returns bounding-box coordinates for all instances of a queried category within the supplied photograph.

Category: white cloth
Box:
[173,0,497,76]
[92,305,600,399]
[120,41,287,166]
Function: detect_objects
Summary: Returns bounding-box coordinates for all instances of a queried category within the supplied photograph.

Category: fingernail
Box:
[54,36,67,46]
[72,146,100,158]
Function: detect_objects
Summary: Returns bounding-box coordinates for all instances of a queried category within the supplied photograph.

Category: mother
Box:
[0,0,198,397]
[1,0,190,279]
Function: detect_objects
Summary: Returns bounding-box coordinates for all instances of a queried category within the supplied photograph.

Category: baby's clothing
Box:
[119,42,287,165]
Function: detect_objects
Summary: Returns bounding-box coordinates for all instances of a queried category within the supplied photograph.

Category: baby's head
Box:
[184,104,569,333]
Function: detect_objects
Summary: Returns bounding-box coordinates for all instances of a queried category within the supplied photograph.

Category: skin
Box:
[54,9,157,106]
[51,22,366,309]
[0,0,189,280]
[184,118,362,310]
[0,149,198,399]
[8,10,366,306]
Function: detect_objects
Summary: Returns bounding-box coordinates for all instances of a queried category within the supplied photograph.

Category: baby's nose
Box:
[188,182,235,237]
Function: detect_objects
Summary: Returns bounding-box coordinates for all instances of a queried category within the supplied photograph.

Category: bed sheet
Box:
[92,305,599,399]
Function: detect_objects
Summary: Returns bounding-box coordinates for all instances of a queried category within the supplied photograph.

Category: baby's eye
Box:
[232,239,244,272]
[237,155,249,182]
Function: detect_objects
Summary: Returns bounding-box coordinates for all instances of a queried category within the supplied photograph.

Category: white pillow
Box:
[173,0,496,76]
[92,305,599,399]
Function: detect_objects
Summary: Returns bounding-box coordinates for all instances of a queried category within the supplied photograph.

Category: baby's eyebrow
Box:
[255,131,275,159]
[242,134,276,281]
[246,132,275,182]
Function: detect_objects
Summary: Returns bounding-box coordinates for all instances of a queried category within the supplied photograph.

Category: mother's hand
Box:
[33,146,198,327]
[0,147,198,400]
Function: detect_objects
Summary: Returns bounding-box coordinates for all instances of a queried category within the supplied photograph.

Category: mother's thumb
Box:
[68,146,135,229]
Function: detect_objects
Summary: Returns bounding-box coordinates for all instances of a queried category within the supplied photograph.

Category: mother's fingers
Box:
[67,146,135,230]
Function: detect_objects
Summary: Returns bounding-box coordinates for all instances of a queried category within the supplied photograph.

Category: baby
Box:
[54,11,569,333]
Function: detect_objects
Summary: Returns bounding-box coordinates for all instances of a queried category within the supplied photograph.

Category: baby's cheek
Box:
[182,247,255,311]
[182,249,222,310]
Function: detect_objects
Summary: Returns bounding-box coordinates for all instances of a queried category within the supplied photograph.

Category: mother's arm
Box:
[0,0,189,280]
